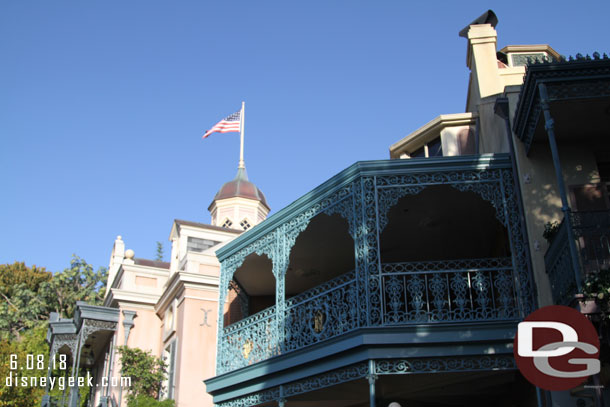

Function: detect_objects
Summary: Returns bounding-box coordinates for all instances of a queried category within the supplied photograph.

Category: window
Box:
[410,146,426,157]
[160,340,177,400]
[187,236,220,252]
[164,306,175,335]
[427,138,442,157]
[509,52,547,67]
[239,219,251,230]
[221,218,233,229]
[408,137,443,158]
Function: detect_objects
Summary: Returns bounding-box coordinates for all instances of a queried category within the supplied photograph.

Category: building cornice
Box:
[156,270,220,314]
[104,287,160,308]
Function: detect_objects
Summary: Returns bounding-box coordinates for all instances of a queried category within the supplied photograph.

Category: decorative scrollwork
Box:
[80,319,117,341]
[50,334,78,357]
[217,388,280,407]
[282,362,368,397]
[377,185,426,232]
[374,356,516,374]
[220,306,278,373]
[284,271,357,352]
[381,258,518,324]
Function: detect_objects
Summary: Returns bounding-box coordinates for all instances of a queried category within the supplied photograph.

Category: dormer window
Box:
[222,219,233,229]
[408,137,443,158]
[509,52,547,67]
[240,219,251,230]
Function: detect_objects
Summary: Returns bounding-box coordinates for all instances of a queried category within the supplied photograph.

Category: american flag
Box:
[203,110,242,139]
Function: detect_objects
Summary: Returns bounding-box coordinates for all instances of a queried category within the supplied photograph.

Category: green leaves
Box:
[41,255,108,319]
[0,325,48,407]
[117,346,168,402]
[155,242,164,262]
[0,256,107,340]
[0,262,51,340]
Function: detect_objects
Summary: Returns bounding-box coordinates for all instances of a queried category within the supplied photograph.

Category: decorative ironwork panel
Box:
[283,186,355,250]
[360,176,382,325]
[322,195,357,239]
[381,258,518,324]
[217,388,280,407]
[498,169,533,315]
[282,362,368,397]
[350,178,367,328]
[376,185,426,232]
[284,271,358,351]
[219,306,278,373]
[374,355,516,374]
[547,79,610,101]
[50,334,78,357]
[80,319,117,340]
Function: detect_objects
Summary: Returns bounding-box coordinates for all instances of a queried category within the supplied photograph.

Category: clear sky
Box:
[1,1,609,273]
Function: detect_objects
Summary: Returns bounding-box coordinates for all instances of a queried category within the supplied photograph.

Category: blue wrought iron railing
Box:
[381,257,517,323]
[572,210,610,273]
[545,210,610,304]
[285,270,358,351]
[220,257,518,372]
[545,217,576,304]
[220,305,277,372]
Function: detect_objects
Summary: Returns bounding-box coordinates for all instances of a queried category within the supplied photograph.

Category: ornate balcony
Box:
[545,210,610,304]
[207,154,533,407]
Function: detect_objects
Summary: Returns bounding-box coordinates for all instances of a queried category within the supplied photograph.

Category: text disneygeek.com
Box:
[5,372,131,391]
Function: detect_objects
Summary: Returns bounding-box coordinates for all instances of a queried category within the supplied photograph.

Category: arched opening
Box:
[224,253,275,327]
[378,185,515,323]
[380,185,510,262]
[283,213,356,351]
[286,213,354,297]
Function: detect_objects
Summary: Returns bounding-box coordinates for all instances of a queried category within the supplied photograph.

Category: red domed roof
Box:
[210,167,269,210]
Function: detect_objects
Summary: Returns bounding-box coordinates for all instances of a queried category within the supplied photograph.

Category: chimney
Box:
[460,10,503,99]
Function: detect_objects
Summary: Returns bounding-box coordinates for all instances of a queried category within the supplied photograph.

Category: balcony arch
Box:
[286,213,354,296]
[224,253,275,326]
[378,184,517,324]
[380,185,510,263]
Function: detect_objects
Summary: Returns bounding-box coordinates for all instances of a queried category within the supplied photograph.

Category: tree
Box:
[41,255,107,319]
[0,324,48,407]
[0,263,51,339]
[0,257,107,339]
[155,242,164,262]
[117,346,169,404]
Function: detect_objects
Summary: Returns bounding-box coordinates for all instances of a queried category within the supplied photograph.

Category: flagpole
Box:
[239,101,245,169]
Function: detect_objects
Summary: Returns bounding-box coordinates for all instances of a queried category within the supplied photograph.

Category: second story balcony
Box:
[211,154,534,378]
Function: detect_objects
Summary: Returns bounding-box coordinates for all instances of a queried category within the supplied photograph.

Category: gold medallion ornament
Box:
[313,310,325,333]
[242,339,253,359]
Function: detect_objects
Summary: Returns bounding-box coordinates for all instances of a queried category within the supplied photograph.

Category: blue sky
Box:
[1,1,609,273]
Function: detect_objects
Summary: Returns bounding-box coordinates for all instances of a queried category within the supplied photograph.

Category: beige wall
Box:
[173,288,218,407]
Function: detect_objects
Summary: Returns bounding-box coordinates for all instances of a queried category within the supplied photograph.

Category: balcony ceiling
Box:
[531,98,610,149]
